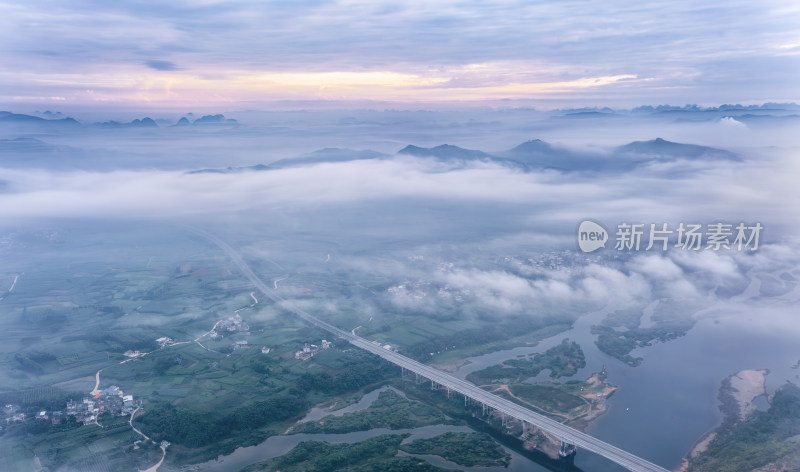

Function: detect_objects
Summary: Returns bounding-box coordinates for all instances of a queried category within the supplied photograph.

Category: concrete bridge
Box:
[201,231,670,472]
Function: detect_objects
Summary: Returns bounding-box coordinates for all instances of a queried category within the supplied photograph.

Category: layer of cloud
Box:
[1,1,798,106]
[0,154,784,226]
[0,107,796,331]
[144,60,181,71]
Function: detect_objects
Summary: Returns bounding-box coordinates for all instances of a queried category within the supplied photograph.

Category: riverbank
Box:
[568,372,618,430]
[729,369,768,420]
[430,358,470,372]
[677,369,769,472]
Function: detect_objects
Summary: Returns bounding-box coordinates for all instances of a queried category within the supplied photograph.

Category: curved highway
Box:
[199,230,670,472]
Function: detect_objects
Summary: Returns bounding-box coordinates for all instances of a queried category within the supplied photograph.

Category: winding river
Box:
[195,268,799,472]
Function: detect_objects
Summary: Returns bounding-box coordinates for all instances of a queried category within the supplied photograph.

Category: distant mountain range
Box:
[0,111,79,126]
[187,138,740,175]
[94,114,239,128]
[499,139,612,171]
[0,137,86,170]
[0,125,742,175]
[189,114,238,125]
[0,137,79,154]
[399,144,492,161]
[2,104,798,131]
[95,117,159,128]
[616,138,740,161]
[0,111,239,128]
[399,138,740,172]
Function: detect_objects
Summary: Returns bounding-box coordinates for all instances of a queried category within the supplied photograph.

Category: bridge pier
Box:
[559,441,577,458]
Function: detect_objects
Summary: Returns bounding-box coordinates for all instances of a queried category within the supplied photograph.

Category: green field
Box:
[0,413,162,472]
[239,434,451,472]
[0,223,613,472]
[291,389,449,434]
[508,384,585,413]
[399,432,511,467]
[591,301,698,367]
[689,382,800,471]
[0,225,404,470]
[429,322,573,365]
[466,338,586,385]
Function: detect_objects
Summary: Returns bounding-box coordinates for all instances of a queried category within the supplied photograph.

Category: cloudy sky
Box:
[1,0,798,109]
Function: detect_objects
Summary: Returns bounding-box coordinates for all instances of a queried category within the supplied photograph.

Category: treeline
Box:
[296,363,392,395]
[241,434,450,472]
[0,386,77,411]
[294,349,395,395]
[399,432,510,467]
[591,319,694,367]
[291,389,445,434]
[136,395,308,447]
[466,339,585,385]
[504,338,585,378]
[60,329,157,352]
[23,308,70,331]
[136,350,394,447]
[3,415,82,437]
[21,305,121,332]
[403,318,570,361]
[12,351,58,374]
[0,386,83,438]
[690,382,800,472]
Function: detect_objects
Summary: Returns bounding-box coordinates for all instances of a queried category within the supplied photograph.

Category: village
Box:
[3,385,140,430]
[294,339,332,359]
[68,385,141,425]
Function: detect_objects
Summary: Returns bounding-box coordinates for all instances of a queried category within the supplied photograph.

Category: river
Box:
[194,385,556,472]
[194,269,799,472]
[452,267,800,471]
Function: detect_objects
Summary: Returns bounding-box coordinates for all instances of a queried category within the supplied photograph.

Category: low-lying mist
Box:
[1,105,799,337]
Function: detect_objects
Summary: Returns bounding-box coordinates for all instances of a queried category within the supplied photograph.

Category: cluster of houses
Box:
[2,385,139,428]
[66,386,139,425]
[229,338,272,354]
[4,404,63,427]
[294,339,332,360]
[3,404,28,425]
[387,278,475,304]
[218,313,249,333]
[123,336,174,358]
[155,336,173,348]
[123,349,144,358]
[386,280,431,301]
[133,439,170,451]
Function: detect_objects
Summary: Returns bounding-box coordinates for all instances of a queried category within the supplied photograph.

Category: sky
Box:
[1,0,799,110]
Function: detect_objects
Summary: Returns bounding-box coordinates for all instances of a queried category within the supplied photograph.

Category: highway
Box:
[200,230,670,472]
